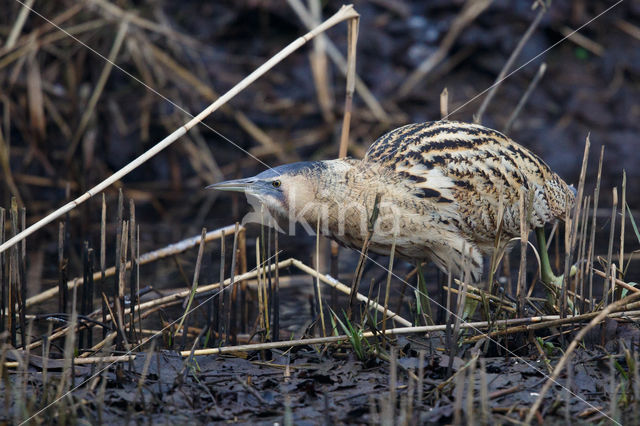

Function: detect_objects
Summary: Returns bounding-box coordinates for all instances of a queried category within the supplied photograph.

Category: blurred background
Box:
[1,0,638,300]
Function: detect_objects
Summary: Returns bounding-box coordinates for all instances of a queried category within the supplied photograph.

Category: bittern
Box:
[209,121,575,288]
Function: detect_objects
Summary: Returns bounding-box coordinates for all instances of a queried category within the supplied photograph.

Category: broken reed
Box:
[0,199,29,348]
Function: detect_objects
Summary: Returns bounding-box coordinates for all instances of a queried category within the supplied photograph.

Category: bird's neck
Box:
[292,159,394,237]
[315,158,385,206]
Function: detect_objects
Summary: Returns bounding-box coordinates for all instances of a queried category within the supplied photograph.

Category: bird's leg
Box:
[535,227,578,312]
[535,227,561,288]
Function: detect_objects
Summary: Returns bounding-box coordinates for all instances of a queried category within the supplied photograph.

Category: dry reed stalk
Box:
[465,356,477,419]
[57,221,66,314]
[399,0,492,97]
[291,258,411,327]
[100,194,107,338]
[54,282,78,402]
[453,369,464,425]
[479,358,489,422]
[18,208,26,349]
[0,97,22,206]
[111,297,130,351]
[117,220,129,349]
[605,188,618,305]
[315,221,327,336]
[443,286,516,313]
[619,171,626,276]
[440,87,449,119]
[66,20,129,161]
[128,201,137,344]
[309,0,334,124]
[2,2,80,54]
[616,19,640,40]
[133,340,155,413]
[517,189,527,316]
[259,234,269,335]
[238,226,248,330]
[592,268,640,294]
[406,366,415,423]
[9,199,19,347]
[114,189,124,323]
[560,26,604,56]
[348,212,376,317]
[418,349,425,402]
[287,0,389,123]
[503,62,547,134]
[8,308,628,369]
[587,147,605,309]
[465,305,640,344]
[26,43,45,143]
[576,196,590,311]
[474,2,546,123]
[448,256,468,373]
[135,226,142,342]
[0,5,360,255]
[143,42,290,162]
[61,355,135,365]
[382,233,397,334]
[389,347,397,418]
[338,13,358,158]
[41,93,71,139]
[25,224,242,307]
[87,0,201,46]
[525,292,640,424]
[25,258,296,351]
[272,229,280,340]
[175,228,207,337]
[487,188,506,297]
[1,95,9,150]
[0,18,109,74]
[439,351,480,394]
[566,136,591,306]
[255,238,265,332]
[445,270,453,357]
[178,316,558,358]
[77,331,117,358]
[217,229,226,341]
[227,224,240,344]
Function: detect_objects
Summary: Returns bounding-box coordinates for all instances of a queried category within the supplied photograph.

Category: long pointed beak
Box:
[206,178,255,193]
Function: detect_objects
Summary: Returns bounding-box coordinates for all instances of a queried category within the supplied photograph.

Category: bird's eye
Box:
[272,180,281,188]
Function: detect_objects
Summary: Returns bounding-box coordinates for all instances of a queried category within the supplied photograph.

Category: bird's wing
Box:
[364,121,574,240]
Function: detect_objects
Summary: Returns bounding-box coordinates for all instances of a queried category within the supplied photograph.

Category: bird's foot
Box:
[542,264,579,314]
[542,264,578,290]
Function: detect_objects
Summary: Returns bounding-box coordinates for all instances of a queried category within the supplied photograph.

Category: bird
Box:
[208,121,575,287]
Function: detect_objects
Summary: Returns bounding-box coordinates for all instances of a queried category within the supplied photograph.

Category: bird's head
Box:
[206,161,330,223]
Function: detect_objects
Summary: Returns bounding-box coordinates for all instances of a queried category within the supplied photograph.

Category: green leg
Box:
[535,227,577,313]
[535,227,562,288]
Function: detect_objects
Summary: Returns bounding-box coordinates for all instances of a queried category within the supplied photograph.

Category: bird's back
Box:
[364,121,575,249]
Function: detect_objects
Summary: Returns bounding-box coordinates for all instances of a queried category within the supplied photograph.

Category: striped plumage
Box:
[209,121,575,281]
